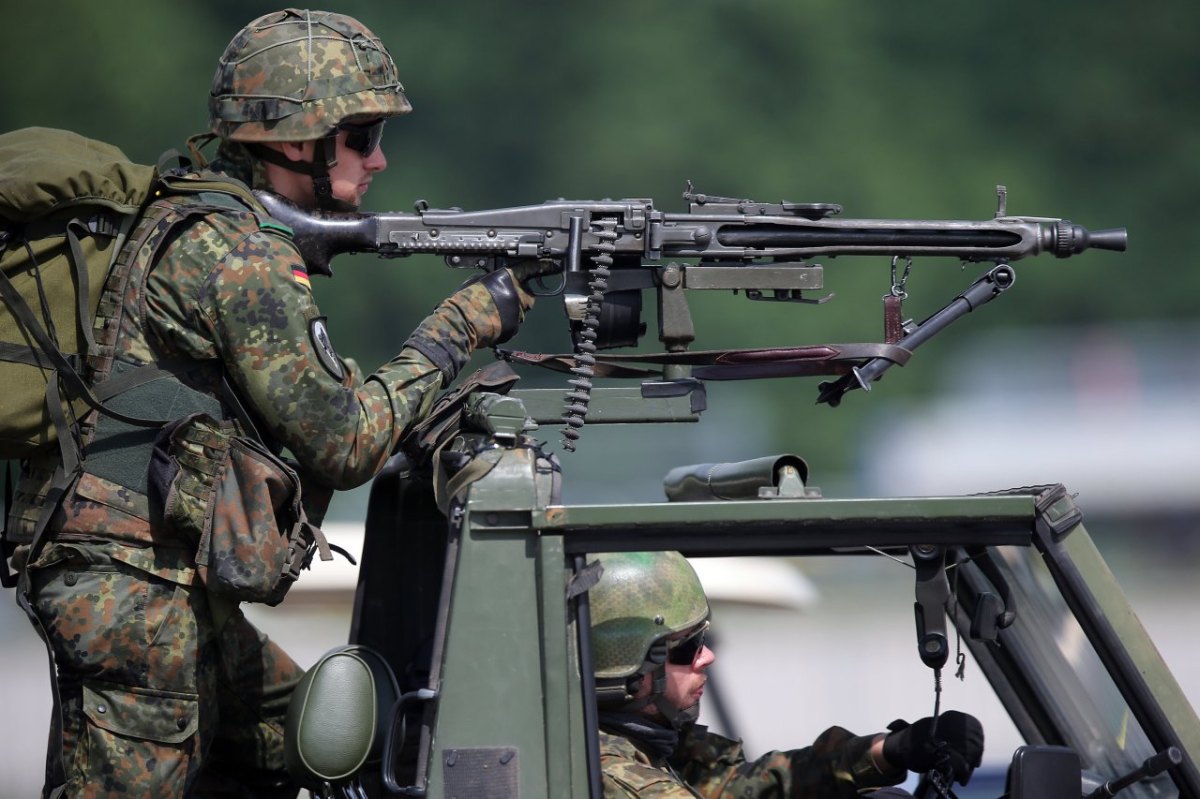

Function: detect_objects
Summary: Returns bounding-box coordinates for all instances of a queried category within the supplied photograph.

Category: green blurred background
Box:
[2,1,1196,531]
[2,3,1198,792]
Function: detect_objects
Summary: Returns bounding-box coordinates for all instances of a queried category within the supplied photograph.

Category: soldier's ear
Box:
[263,140,313,164]
[623,674,646,702]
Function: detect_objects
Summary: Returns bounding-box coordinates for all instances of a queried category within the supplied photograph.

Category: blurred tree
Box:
[2,0,1194,481]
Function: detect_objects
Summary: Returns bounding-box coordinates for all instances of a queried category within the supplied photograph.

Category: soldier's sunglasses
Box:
[339,120,386,157]
[666,623,709,666]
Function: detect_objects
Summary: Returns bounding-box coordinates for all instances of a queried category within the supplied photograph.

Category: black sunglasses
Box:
[666,623,709,666]
[339,120,385,157]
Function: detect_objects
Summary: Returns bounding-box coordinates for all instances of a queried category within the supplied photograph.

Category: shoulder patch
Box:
[292,265,311,291]
[310,317,345,381]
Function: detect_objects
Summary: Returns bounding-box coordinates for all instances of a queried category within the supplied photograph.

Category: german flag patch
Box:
[292,266,311,290]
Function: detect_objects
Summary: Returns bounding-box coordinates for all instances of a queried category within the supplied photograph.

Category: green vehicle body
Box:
[285,388,1200,799]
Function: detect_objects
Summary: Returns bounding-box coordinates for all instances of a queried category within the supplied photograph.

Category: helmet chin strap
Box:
[308,134,339,210]
[646,669,700,728]
[616,645,700,730]
[248,133,355,212]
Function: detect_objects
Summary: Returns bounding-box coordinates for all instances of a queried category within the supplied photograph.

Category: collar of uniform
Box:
[599,712,679,760]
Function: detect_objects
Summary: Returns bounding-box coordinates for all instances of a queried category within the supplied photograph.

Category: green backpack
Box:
[0,126,262,461]
[0,127,274,594]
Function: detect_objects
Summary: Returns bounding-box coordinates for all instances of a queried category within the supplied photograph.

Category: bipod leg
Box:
[817,264,1016,406]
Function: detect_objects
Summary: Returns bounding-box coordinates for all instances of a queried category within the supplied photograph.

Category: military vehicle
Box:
[271,189,1197,797]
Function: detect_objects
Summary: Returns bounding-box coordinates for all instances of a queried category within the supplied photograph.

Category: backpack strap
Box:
[67,219,101,360]
[0,257,166,449]
[83,166,268,392]
[156,165,265,213]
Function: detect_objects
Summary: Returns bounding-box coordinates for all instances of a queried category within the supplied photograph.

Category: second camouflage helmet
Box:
[209,8,411,142]
[589,551,710,680]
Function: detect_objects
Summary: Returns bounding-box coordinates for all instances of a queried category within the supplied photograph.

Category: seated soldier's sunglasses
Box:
[339,120,385,156]
[666,622,709,666]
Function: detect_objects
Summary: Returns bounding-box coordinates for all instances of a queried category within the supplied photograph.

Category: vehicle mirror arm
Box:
[911,545,950,671]
[971,551,1017,630]
[956,549,1016,643]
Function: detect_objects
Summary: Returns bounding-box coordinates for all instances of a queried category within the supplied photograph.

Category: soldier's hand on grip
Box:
[404,264,554,384]
[507,258,563,287]
[882,710,984,785]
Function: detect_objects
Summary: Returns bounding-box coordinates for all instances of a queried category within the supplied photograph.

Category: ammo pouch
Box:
[148,412,330,606]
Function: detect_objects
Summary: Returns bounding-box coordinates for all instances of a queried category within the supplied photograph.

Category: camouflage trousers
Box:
[26,543,303,798]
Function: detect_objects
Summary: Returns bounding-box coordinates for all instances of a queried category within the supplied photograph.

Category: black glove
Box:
[459,261,562,344]
[882,711,984,785]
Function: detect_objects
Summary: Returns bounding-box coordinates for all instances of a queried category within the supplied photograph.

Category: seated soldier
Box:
[588,550,984,798]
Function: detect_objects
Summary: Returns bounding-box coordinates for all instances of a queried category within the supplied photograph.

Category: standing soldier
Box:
[6,9,544,798]
[588,551,985,797]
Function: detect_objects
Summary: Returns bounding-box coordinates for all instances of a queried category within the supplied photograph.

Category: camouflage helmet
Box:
[210,8,411,142]
[589,551,710,681]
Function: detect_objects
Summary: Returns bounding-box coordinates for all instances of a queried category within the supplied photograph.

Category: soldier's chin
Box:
[674,701,702,727]
[328,195,362,213]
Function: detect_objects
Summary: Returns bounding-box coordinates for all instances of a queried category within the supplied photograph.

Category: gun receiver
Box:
[255,186,1126,451]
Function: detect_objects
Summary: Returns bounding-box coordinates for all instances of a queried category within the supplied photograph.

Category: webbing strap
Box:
[43,376,79,475]
[0,342,82,367]
[89,360,188,405]
[218,374,264,443]
[433,444,496,516]
[0,262,166,430]
[65,221,98,358]
[65,211,139,362]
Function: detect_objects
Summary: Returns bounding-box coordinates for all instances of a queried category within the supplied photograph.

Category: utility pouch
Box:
[148,412,330,606]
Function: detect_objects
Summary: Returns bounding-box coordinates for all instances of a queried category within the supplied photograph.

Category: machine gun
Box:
[255,185,1126,449]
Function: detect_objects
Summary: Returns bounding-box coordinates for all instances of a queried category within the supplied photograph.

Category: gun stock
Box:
[255,191,380,277]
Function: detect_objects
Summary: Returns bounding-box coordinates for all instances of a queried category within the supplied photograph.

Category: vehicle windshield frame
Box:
[953,543,1168,795]
[560,490,1200,796]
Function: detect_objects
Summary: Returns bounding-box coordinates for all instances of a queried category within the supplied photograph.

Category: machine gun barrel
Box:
[713,220,1127,259]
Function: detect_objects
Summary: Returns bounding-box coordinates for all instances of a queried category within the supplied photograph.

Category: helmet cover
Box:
[589,551,710,680]
[210,8,411,142]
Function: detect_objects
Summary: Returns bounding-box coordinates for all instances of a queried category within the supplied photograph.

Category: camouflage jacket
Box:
[9,147,504,581]
[599,724,906,798]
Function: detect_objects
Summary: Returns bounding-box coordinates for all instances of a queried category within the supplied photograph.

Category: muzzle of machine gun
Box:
[1049,222,1127,257]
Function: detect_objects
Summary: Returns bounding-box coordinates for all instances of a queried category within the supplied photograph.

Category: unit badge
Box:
[309,317,345,381]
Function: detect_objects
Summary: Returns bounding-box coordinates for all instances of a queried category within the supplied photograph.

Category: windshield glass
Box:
[961,545,1176,796]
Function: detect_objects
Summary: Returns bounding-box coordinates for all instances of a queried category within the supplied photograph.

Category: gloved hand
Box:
[882,711,984,785]
[507,258,563,294]
[404,261,561,384]
[466,260,564,337]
